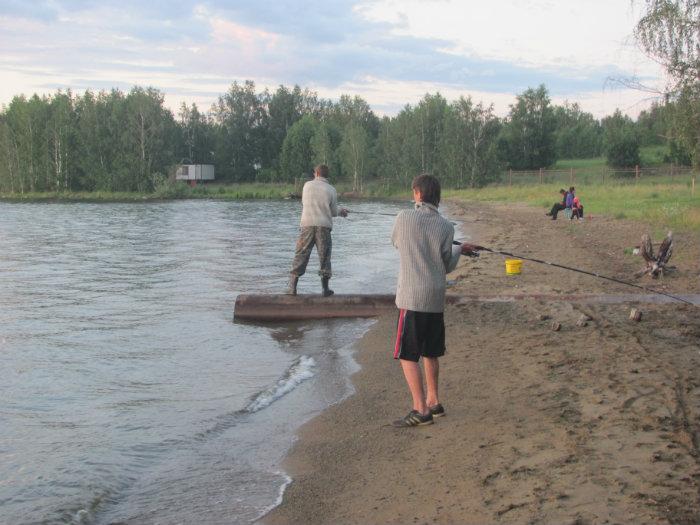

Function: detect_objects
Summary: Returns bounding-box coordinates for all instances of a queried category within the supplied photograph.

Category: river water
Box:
[0,199,407,524]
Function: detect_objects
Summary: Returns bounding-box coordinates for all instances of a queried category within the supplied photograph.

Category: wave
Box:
[254,471,293,523]
[194,355,317,441]
[244,356,316,413]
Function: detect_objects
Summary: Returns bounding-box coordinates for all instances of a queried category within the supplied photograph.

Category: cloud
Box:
[0,0,665,118]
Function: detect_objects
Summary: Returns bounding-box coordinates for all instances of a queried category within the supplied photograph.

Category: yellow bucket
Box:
[505,259,522,275]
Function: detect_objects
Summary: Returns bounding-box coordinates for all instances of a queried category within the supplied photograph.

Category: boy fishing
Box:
[391,174,480,427]
[286,164,348,296]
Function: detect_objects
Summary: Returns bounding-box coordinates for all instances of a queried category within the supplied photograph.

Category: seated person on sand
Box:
[545,188,568,220]
[565,186,574,215]
[572,192,584,220]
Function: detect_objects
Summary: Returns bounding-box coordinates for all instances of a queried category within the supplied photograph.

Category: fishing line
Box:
[347,210,399,217]
[455,241,694,306]
[347,209,458,225]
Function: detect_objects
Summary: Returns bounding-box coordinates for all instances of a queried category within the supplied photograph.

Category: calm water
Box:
[0,199,407,524]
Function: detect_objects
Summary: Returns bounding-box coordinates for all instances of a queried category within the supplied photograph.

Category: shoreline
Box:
[263,200,700,524]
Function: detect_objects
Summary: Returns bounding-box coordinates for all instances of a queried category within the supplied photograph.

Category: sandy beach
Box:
[264,200,700,524]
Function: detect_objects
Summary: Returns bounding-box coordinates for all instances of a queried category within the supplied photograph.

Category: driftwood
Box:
[636,231,674,278]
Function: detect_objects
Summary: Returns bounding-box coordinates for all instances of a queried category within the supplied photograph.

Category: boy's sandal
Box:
[429,403,445,417]
[392,410,434,427]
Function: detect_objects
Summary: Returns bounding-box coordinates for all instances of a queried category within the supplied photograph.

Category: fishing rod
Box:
[347,210,398,217]
[349,209,459,226]
[455,241,694,306]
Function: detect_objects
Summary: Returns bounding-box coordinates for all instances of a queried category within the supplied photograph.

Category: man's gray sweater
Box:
[300,177,339,229]
[391,202,461,313]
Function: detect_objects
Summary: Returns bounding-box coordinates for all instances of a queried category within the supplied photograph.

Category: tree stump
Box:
[636,231,673,278]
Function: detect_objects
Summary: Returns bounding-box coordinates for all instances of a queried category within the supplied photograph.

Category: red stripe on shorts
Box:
[394,309,406,359]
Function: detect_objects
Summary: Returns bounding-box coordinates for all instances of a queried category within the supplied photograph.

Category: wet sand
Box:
[264,201,700,524]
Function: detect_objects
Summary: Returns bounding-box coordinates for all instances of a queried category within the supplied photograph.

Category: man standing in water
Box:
[391,174,480,427]
[286,164,348,297]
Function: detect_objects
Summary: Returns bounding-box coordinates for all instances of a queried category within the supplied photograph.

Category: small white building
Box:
[175,164,215,181]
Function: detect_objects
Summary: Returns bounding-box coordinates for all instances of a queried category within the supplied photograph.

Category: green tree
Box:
[263,85,322,171]
[179,102,213,165]
[330,95,379,138]
[636,0,700,91]
[74,90,107,190]
[414,93,449,174]
[311,119,341,167]
[635,102,669,146]
[552,102,603,158]
[123,87,178,191]
[212,81,266,182]
[46,91,75,191]
[439,97,502,187]
[603,110,641,167]
[279,114,318,181]
[635,1,700,165]
[339,120,370,192]
[374,106,422,186]
[500,85,557,169]
[0,114,19,192]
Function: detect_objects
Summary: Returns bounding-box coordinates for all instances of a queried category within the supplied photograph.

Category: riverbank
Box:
[264,200,700,524]
[0,183,297,202]
[3,181,698,234]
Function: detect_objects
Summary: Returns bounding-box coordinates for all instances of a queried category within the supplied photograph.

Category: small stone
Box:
[537,314,551,321]
[550,321,561,332]
[629,308,642,322]
[576,314,590,327]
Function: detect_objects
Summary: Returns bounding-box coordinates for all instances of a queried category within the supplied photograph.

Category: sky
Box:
[0,0,666,118]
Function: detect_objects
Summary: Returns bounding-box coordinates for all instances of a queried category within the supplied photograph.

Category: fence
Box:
[502,166,697,195]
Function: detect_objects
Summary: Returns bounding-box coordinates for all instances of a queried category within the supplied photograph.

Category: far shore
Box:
[0,185,403,204]
[3,179,698,232]
[264,199,700,524]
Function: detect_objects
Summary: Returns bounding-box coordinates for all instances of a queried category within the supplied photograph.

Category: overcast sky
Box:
[0,0,665,118]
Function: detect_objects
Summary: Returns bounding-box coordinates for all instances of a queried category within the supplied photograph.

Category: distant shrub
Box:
[256,168,279,183]
[153,180,190,199]
[192,185,210,196]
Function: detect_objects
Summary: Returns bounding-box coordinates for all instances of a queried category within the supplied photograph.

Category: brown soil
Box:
[264,201,700,525]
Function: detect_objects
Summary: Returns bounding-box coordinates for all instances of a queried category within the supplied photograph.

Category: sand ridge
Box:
[264,201,700,525]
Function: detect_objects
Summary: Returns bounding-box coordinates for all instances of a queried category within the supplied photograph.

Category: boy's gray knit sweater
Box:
[391,202,461,313]
[300,177,339,229]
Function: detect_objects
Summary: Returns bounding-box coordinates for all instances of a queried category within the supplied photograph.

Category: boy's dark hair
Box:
[569,186,575,192]
[412,174,441,206]
[315,164,330,178]
[559,188,567,194]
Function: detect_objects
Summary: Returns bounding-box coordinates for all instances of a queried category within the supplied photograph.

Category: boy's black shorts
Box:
[393,309,445,362]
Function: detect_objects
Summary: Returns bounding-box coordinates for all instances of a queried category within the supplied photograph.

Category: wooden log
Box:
[234,294,397,322]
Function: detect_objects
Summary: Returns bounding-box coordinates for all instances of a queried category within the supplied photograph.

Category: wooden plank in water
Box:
[234,293,397,322]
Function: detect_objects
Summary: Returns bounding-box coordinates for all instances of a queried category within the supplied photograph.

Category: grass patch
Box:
[639,145,670,167]
[0,183,300,202]
[553,157,607,170]
[445,181,700,231]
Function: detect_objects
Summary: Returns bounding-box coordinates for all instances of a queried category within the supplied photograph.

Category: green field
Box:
[443,149,699,232]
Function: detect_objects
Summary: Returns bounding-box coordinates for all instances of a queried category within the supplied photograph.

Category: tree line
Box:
[0,80,691,194]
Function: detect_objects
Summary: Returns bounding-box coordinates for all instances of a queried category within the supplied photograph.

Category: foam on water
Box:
[255,472,293,522]
[245,356,316,413]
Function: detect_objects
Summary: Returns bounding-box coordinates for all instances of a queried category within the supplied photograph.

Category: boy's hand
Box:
[460,243,483,257]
